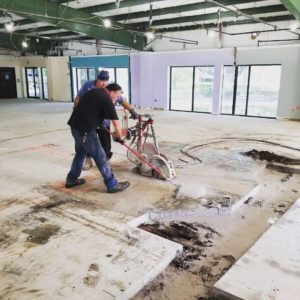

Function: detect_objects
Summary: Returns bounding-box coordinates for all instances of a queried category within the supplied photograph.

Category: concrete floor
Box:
[1,99,300,299]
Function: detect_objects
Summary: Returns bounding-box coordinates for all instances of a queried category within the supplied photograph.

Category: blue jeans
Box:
[67,127,118,190]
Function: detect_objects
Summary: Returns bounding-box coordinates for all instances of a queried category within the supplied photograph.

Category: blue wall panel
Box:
[70,55,129,68]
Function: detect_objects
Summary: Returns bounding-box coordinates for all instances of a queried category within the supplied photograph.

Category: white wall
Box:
[0,55,71,102]
[236,45,300,119]
[130,48,234,113]
[152,21,300,52]
[55,21,299,55]
[130,45,300,119]
[46,57,71,102]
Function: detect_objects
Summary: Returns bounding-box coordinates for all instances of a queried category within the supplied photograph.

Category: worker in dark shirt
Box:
[65,83,130,193]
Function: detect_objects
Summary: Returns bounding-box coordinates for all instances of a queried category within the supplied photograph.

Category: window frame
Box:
[221,64,281,119]
[169,65,214,114]
[74,66,131,103]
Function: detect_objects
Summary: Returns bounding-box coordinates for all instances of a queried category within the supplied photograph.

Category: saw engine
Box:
[126,114,176,180]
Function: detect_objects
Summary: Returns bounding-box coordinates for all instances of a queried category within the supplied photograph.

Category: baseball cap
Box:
[97,70,109,81]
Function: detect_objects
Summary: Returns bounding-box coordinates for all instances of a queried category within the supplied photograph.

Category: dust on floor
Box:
[133,146,300,300]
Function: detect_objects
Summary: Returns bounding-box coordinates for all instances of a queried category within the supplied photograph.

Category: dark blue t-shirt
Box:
[68,88,118,132]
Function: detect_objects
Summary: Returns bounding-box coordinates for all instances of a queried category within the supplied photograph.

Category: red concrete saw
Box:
[125,114,176,180]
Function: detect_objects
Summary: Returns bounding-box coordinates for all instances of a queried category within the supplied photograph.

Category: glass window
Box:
[221,66,235,114]
[88,68,96,80]
[221,65,281,118]
[235,66,249,115]
[247,66,281,118]
[26,67,39,98]
[42,68,48,99]
[34,68,39,98]
[26,68,35,97]
[77,68,88,90]
[193,66,214,113]
[170,67,193,111]
[116,68,129,100]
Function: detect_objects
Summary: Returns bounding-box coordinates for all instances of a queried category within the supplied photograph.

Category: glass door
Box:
[247,66,281,118]
[41,68,48,99]
[193,66,214,113]
[170,67,194,111]
[221,65,281,118]
[26,67,40,98]
[76,68,88,91]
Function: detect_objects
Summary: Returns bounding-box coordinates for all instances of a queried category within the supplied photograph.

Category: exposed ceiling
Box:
[0,0,298,55]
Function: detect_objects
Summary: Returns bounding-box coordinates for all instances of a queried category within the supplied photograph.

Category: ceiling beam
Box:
[82,0,164,14]
[48,0,67,3]
[14,26,57,34]
[0,0,165,29]
[44,15,295,41]
[0,31,52,55]
[280,0,300,20]
[0,0,146,50]
[110,0,266,22]
[43,31,83,38]
[9,0,268,41]
[0,18,34,29]
[155,15,296,33]
[125,4,287,29]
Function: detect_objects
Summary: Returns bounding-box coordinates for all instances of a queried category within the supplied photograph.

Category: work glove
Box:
[129,109,139,120]
[114,137,125,145]
[112,133,125,145]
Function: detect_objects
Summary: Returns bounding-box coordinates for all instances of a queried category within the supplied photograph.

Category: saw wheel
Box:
[127,143,159,165]
[149,155,174,180]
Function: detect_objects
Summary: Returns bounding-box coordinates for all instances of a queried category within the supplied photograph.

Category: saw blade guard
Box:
[149,154,176,180]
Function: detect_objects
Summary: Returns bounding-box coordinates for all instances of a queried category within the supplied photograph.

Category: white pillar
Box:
[212,64,223,115]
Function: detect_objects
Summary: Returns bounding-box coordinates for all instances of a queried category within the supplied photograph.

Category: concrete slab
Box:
[0,191,182,300]
[213,198,300,300]
[47,144,260,220]
[2,100,300,299]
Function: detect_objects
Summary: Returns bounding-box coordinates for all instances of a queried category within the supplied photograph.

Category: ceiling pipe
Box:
[225,27,300,35]
[258,38,300,46]
[207,0,300,37]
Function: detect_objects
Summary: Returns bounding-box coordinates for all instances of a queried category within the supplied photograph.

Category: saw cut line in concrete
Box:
[213,198,300,300]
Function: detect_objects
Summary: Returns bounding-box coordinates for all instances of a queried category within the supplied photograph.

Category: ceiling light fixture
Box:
[22,39,29,49]
[103,19,111,27]
[290,22,298,31]
[250,32,258,40]
[5,21,15,32]
[146,32,154,39]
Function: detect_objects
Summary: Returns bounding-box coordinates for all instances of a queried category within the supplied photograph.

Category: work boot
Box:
[83,157,93,171]
[65,178,86,188]
[107,181,130,194]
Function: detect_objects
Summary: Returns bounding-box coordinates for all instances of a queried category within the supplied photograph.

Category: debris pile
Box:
[242,149,300,165]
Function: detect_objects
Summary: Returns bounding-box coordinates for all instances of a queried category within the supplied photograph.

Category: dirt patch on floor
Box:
[83,263,100,288]
[22,224,60,245]
[266,164,300,175]
[140,221,220,269]
[139,221,234,299]
[31,193,80,212]
[242,149,300,165]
